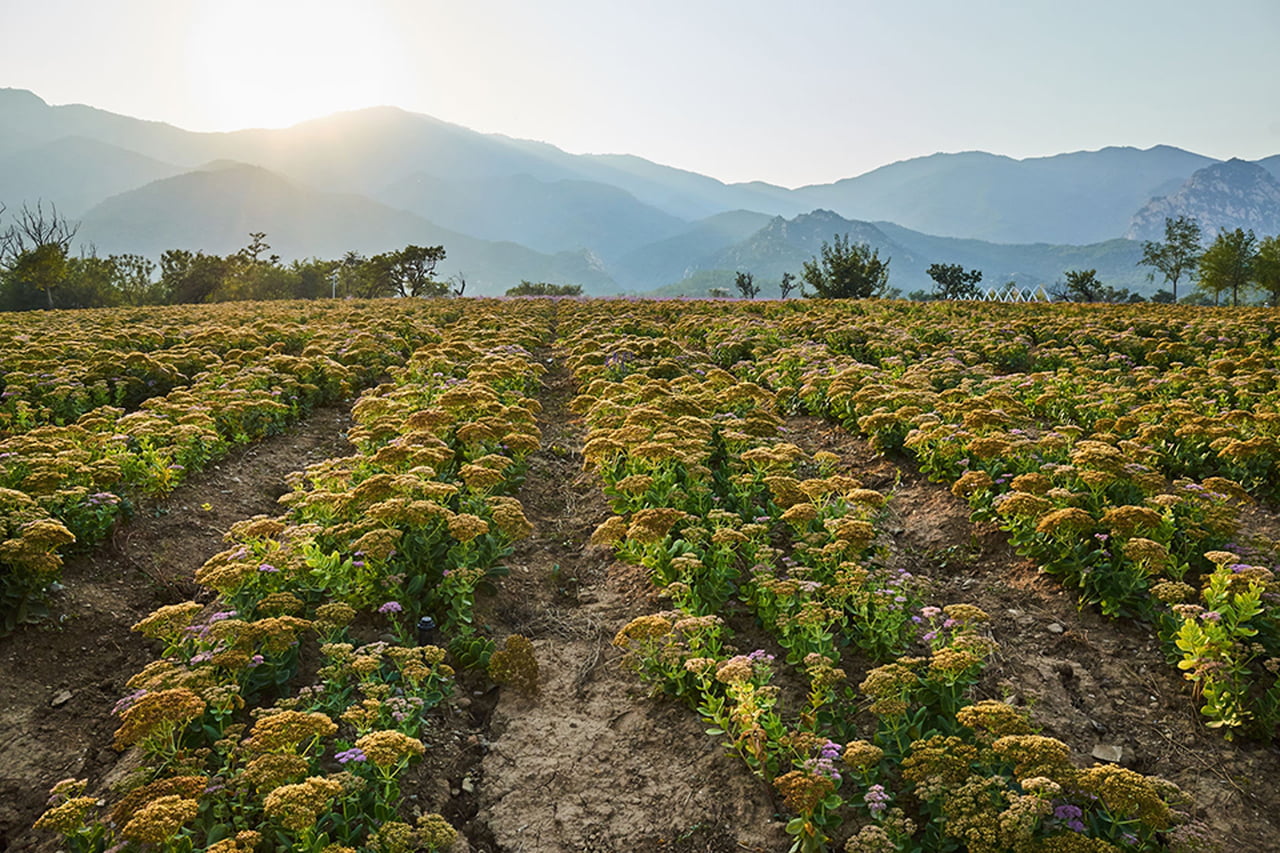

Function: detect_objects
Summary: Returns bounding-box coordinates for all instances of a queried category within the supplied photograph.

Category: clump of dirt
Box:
[471,364,787,852]
[0,406,352,851]
[795,416,1280,848]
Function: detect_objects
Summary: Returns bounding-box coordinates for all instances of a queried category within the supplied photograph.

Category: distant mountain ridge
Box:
[646,210,1146,298]
[77,163,618,295]
[1126,159,1280,241]
[789,146,1220,245]
[1,87,1278,295]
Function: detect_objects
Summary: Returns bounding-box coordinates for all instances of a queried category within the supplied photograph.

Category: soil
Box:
[4,386,1279,851]
[470,362,787,852]
[0,405,353,851]
[791,416,1280,849]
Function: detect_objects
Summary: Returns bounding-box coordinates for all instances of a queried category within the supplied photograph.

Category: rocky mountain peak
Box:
[1126,158,1280,241]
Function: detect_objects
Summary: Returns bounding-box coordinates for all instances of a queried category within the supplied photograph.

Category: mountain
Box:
[0,136,182,216]
[1259,155,1280,181]
[611,209,776,289]
[711,210,918,280]
[789,146,1217,245]
[1126,159,1280,241]
[76,163,616,295]
[3,87,1279,297]
[649,210,1148,298]
[376,171,688,260]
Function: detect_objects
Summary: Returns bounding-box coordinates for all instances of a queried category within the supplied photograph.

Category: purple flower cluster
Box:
[336,747,367,764]
[184,609,238,639]
[805,740,843,781]
[1054,802,1086,833]
[864,784,890,816]
[113,688,147,716]
[378,600,403,614]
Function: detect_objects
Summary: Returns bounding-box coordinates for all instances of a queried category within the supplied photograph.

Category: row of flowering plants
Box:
[557,300,1203,853]
[0,300,448,631]
[35,301,547,853]
[721,300,1280,740]
[0,301,430,434]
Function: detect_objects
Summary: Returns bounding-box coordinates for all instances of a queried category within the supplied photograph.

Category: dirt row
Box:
[793,417,1280,849]
[4,363,1280,850]
[0,406,353,850]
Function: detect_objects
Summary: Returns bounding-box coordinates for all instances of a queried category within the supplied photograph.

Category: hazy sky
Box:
[2,0,1277,187]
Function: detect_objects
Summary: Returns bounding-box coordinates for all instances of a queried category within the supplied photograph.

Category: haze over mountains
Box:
[2,87,1277,297]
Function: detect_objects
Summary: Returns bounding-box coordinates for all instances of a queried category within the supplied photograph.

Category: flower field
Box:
[2,298,1279,852]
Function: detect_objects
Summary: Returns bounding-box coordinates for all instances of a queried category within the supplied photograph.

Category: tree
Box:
[160,249,229,304]
[60,253,122,308]
[1057,269,1106,302]
[926,263,983,300]
[289,258,339,300]
[779,271,798,299]
[335,251,368,298]
[112,254,160,305]
[801,234,890,299]
[1254,234,1280,306]
[505,280,583,296]
[0,201,80,308]
[219,232,283,301]
[388,244,447,297]
[1196,228,1257,307]
[734,271,759,299]
[450,271,468,298]
[1,243,68,310]
[1139,215,1202,302]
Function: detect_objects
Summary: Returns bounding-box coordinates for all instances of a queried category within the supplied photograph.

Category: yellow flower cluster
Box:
[263,776,344,832]
[120,794,199,845]
[354,730,426,768]
[113,687,207,749]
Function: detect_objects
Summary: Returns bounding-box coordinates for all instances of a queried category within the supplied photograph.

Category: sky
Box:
[1,0,1277,188]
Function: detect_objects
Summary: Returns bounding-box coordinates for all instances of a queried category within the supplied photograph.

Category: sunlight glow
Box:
[184,0,410,130]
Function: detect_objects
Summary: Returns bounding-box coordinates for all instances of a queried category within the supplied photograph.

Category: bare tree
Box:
[450,271,468,298]
[0,200,80,267]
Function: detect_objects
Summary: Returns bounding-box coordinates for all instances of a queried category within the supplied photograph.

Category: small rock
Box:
[1047,622,1065,634]
[1091,744,1128,764]
[51,690,73,707]
[460,776,476,794]
[1006,608,1025,618]
[1089,719,1107,734]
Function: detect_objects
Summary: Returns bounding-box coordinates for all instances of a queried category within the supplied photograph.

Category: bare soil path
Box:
[790,415,1280,849]
[0,405,353,851]
[471,358,787,852]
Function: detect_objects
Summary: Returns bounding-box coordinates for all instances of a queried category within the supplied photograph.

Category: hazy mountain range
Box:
[2,87,1277,297]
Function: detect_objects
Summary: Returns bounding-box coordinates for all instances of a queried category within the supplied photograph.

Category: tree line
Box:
[0,202,457,311]
[724,215,1280,305]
